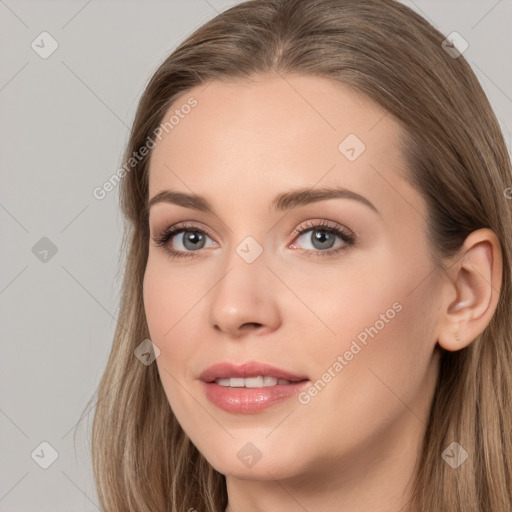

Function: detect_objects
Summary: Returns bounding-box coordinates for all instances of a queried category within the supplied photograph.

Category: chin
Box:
[201,444,306,481]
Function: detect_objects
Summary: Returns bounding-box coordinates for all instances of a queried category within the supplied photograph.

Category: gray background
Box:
[1,1,511,510]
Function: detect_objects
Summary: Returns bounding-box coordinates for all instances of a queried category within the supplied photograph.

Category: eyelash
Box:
[151,220,357,261]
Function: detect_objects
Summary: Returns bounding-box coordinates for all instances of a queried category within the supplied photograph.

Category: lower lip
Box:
[201,380,310,414]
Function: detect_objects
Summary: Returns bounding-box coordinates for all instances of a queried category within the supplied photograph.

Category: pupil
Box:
[312,230,334,250]
[183,231,205,250]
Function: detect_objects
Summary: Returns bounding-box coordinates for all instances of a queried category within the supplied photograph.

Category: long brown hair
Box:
[86,0,512,510]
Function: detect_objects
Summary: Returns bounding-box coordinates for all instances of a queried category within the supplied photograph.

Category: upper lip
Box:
[199,361,309,383]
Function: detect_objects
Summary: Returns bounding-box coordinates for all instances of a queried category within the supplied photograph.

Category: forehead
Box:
[148,74,424,222]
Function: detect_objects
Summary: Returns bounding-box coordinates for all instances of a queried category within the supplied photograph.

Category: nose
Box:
[208,245,282,338]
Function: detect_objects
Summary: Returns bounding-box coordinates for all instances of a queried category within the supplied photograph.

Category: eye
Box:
[152,222,217,259]
[290,219,356,256]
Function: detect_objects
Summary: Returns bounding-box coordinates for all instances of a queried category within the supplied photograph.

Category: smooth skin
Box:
[143,74,502,512]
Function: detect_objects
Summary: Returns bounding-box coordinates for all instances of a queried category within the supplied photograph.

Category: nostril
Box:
[241,322,263,330]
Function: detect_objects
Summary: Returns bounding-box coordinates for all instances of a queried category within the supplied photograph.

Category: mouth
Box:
[199,361,310,414]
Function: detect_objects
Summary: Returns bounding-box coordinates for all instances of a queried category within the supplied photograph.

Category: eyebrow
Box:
[146,186,380,216]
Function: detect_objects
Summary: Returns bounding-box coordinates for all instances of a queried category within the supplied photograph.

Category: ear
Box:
[436,228,503,352]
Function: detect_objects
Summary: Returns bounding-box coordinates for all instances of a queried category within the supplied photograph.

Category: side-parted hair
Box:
[86,1,512,510]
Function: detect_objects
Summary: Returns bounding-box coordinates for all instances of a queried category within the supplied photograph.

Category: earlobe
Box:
[436,228,503,352]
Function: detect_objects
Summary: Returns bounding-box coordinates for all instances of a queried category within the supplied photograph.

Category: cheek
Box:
[295,247,437,401]
[275,251,400,360]
[317,241,435,351]
[143,261,200,414]
[289,278,438,462]
[143,255,207,389]
[143,255,207,339]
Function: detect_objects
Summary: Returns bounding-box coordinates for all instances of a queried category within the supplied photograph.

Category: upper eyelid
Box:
[154,220,213,237]
[292,219,351,235]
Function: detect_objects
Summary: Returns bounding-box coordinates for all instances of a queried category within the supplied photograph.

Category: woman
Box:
[88,0,512,510]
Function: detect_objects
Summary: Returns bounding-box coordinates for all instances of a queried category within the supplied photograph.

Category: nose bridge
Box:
[207,233,281,334]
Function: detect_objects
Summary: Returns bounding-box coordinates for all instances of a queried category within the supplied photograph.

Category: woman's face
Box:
[144,74,442,483]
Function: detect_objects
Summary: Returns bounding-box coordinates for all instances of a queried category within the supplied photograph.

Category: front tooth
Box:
[214,376,291,387]
[263,376,278,386]
[245,376,264,388]
[229,377,245,387]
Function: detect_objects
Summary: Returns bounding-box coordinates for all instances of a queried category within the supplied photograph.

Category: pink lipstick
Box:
[199,361,310,414]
